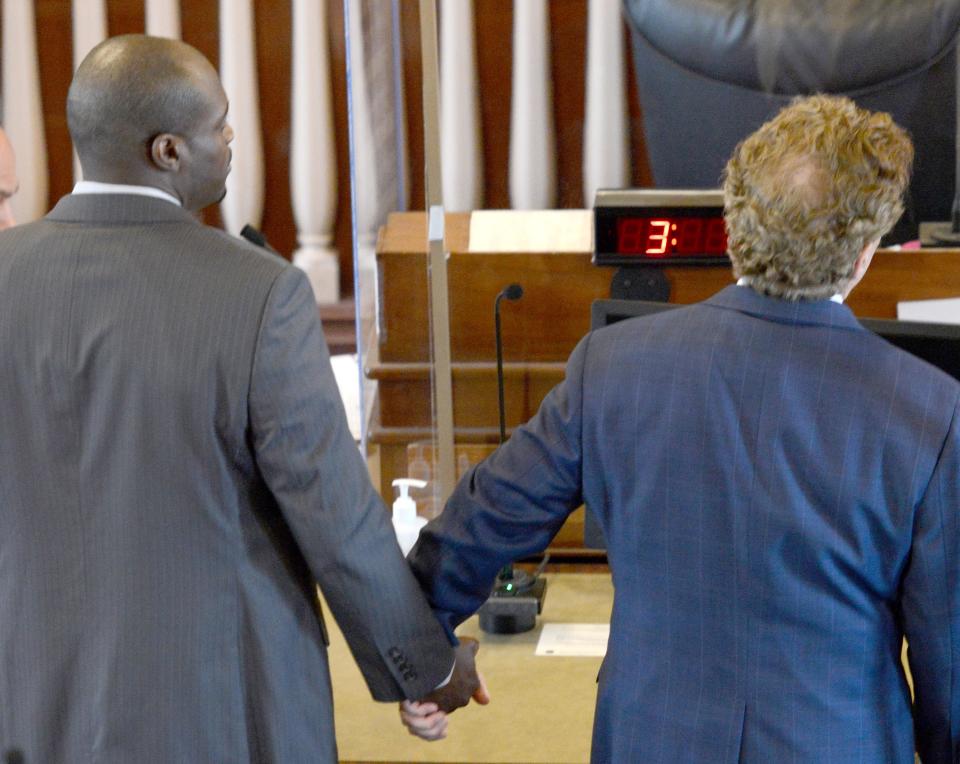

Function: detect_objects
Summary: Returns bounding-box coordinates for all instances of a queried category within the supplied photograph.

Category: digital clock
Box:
[593,189,730,266]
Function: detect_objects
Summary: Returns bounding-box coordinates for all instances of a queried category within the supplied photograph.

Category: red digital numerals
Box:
[616,217,727,257]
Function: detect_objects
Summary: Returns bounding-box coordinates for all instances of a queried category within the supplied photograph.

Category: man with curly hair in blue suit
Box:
[405,95,960,763]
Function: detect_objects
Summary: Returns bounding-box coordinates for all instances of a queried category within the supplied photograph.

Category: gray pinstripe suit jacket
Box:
[410,285,960,763]
[0,194,453,763]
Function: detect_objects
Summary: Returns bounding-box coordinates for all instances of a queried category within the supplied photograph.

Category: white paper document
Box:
[535,623,610,657]
[897,297,960,325]
[468,210,593,253]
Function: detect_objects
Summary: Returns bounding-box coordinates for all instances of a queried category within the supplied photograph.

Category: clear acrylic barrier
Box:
[343,0,630,520]
[343,0,956,519]
[345,0,447,518]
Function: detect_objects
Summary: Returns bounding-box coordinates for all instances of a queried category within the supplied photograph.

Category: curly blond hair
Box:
[722,95,913,300]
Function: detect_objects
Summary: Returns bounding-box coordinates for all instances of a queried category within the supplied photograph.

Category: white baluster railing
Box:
[145,0,182,39]
[583,0,628,205]
[346,0,381,288]
[71,0,107,74]
[440,0,483,212]
[290,0,339,304]
[219,0,265,235]
[72,0,108,182]
[2,0,48,222]
[509,0,555,210]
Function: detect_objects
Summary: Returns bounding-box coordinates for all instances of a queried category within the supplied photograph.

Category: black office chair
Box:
[622,0,960,242]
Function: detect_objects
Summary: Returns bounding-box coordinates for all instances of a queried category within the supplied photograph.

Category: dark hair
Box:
[67,35,213,165]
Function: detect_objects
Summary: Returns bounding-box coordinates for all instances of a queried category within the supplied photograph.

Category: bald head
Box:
[67,35,233,211]
[0,128,18,229]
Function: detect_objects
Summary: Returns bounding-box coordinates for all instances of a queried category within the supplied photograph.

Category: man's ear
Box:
[842,237,882,299]
[853,237,881,282]
[149,133,184,171]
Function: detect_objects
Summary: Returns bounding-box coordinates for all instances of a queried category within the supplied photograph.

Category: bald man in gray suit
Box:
[0,35,482,763]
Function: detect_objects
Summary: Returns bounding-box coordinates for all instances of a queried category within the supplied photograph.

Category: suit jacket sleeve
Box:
[248,266,454,701]
[408,334,589,638]
[900,396,960,763]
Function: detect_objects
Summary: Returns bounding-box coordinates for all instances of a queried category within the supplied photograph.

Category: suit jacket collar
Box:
[704,284,865,333]
[45,193,201,226]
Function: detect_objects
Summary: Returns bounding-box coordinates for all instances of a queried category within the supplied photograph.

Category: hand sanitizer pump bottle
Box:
[391,478,428,556]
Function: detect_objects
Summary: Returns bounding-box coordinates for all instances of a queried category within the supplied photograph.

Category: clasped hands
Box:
[399,636,489,741]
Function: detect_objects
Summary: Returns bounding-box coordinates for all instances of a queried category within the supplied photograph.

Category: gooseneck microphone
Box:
[479,282,549,633]
[494,283,524,444]
[499,283,524,301]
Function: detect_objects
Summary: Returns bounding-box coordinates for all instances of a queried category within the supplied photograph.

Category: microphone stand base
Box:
[478,577,548,635]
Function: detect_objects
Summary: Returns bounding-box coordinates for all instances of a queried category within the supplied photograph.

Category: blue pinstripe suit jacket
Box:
[410,284,960,763]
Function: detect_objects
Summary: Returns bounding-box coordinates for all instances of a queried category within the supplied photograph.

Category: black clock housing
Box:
[594,189,731,266]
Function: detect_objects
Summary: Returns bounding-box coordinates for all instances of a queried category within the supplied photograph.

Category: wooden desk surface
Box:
[325,572,612,763]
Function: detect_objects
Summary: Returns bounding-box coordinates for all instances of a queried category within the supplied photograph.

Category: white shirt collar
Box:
[737,277,843,304]
[72,180,181,207]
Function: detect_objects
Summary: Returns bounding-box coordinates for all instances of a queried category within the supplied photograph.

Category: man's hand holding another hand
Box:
[400,636,490,740]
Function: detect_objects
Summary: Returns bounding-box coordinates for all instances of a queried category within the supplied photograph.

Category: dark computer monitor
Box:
[583,297,960,548]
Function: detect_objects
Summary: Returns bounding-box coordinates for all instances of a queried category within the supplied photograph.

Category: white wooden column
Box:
[509,0,555,210]
[440,0,482,212]
[72,0,108,182]
[346,0,381,290]
[145,0,182,39]
[583,0,628,205]
[290,0,339,304]
[219,0,265,235]
[389,0,410,212]
[2,0,47,222]
[71,2,107,76]
[366,5,400,218]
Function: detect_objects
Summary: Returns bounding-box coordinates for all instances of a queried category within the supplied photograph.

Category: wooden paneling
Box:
[422,0,653,210]
[624,21,654,188]
[179,0,222,230]
[473,1,513,208]
[550,0,588,208]
[324,0,355,297]
[13,1,653,300]
[376,211,733,362]
[398,0,424,213]
[34,0,75,205]
[251,0,294,258]
[849,249,960,318]
[8,0,355,293]
[371,210,960,546]
[371,209,732,545]
[105,0,146,36]
[372,361,565,427]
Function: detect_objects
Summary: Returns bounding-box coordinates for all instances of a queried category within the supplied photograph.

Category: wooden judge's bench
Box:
[367,210,960,550]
